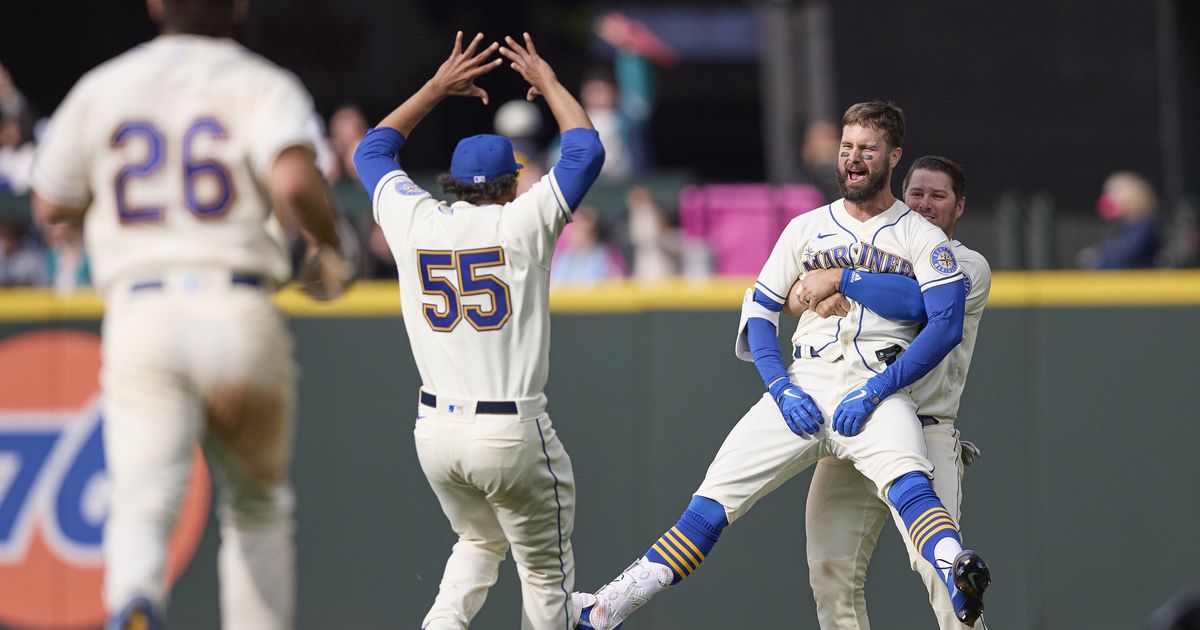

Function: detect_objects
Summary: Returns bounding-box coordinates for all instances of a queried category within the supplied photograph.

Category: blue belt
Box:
[419,390,519,415]
[131,273,264,293]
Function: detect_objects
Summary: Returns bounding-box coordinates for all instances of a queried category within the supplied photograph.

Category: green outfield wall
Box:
[1,272,1197,629]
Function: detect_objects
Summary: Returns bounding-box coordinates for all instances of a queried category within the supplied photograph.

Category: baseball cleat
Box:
[106,597,160,630]
[952,549,990,627]
[573,592,622,629]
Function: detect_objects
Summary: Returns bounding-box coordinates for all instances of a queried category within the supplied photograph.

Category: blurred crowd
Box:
[2,8,1200,295]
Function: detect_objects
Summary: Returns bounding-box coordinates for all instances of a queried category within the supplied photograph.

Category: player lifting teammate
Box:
[792,156,992,630]
[31,0,346,627]
[352,32,604,629]
[573,102,990,628]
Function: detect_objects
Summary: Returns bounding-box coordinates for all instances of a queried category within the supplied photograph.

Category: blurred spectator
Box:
[0,115,35,194]
[579,68,634,181]
[494,99,546,194]
[363,221,398,280]
[328,104,369,184]
[0,63,36,194]
[0,218,46,286]
[626,185,680,282]
[801,120,840,202]
[0,63,33,136]
[43,222,89,293]
[593,11,677,175]
[1077,171,1161,269]
[551,205,627,285]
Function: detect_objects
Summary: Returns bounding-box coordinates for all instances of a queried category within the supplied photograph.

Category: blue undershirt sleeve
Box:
[872,279,965,393]
[839,269,926,322]
[352,128,406,197]
[747,289,791,397]
[550,128,605,211]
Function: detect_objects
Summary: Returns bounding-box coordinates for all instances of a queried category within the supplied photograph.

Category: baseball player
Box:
[574,102,990,629]
[30,1,345,628]
[791,156,991,630]
[351,32,604,630]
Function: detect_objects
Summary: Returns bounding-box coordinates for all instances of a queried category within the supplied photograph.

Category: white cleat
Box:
[575,557,674,629]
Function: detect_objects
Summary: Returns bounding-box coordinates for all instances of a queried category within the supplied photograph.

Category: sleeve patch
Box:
[930,245,959,275]
[394,179,426,196]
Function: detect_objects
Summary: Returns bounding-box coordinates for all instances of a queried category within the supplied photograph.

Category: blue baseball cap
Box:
[449,134,524,184]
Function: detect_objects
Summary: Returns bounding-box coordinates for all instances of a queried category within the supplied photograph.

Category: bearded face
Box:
[836,124,895,203]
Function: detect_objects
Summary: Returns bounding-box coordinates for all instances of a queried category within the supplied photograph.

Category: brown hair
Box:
[841,101,905,150]
[162,0,238,37]
[436,173,519,205]
[902,155,966,200]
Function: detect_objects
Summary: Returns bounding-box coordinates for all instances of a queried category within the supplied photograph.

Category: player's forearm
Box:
[745,289,792,395]
[269,147,341,249]
[872,280,965,393]
[376,81,445,138]
[840,269,926,321]
[542,80,593,133]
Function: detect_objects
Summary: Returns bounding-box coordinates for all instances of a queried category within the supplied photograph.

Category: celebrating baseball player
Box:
[791,156,992,629]
[574,102,990,629]
[352,32,604,630]
[30,0,346,628]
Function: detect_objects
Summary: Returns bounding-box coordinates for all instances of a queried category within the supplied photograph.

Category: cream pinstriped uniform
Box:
[370,166,577,630]
[806,241,991,630]
[704,198,963,524]
[32,34,318,629]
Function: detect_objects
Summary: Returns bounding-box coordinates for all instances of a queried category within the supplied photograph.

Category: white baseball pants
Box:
[414,393,575,630]
[101,271,297,630]
[695,353,933,525]
[806,421,979,630]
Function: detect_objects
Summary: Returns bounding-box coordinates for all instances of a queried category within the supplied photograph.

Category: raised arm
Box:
[499,33,604,211]
[353,31,502,196]
[500,33,592,133]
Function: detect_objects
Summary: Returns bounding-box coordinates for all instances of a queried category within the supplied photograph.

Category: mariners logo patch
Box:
[394,179,425,196]
[930,245,959,274]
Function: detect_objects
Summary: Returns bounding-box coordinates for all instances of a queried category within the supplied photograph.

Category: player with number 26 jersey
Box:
[32,35,315,295]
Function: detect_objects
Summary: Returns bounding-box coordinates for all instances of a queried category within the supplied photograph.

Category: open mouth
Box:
[846,167,867,183]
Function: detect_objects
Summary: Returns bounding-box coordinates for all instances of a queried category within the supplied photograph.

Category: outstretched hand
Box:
[429,31,503,105]
[499,33,558,102]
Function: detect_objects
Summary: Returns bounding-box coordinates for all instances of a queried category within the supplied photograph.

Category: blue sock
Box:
[643,496,728,584]
[887,472,964,603]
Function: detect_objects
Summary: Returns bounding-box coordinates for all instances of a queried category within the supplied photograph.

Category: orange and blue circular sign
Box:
[0,331,210,630]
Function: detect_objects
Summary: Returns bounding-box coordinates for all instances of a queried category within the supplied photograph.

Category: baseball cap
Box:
[449,134,524,184]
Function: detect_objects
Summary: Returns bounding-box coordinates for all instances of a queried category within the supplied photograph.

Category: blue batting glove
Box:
[832,377,893,436]
[770,380,824,436]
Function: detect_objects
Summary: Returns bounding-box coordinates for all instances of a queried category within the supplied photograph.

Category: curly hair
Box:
[435,173,519,204]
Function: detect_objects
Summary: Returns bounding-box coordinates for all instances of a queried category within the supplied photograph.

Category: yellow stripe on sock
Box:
[911,515,955,549]
[670,527,706,562]
[657,536,697,573]
[908,507,950,539]
[915,522,958,554]
[652,541,688,577]
[910,510,952,543]
[663,530,700,567]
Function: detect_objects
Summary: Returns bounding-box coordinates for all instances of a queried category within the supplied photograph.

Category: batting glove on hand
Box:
[770,380,824,436]
[832,377,893,437]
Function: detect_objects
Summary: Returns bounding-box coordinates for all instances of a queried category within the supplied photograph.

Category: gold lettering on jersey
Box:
[803,242,915,278]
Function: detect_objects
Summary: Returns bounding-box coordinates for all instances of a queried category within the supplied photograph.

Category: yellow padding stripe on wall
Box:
[0,271,1198,321]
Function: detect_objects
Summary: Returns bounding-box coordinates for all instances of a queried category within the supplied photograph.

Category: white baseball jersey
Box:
[370,168,573,401]
[755,199,963,371]
[910,241,991,421]
[32,34,317,297]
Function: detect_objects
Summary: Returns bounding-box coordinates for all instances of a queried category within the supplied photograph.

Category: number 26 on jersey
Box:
[417,247,511,332]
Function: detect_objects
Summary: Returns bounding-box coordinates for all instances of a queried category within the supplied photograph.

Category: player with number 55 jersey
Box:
[353,32,603,629]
